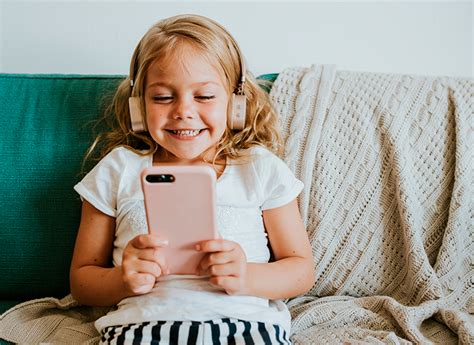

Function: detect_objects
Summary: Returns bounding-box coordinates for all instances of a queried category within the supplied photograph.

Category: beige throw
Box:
[1,65,472,344]
[270,65,473,344]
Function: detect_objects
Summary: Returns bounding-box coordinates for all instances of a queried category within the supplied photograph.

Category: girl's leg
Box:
[100,319,291,344]
[271,323,292,345]
[100,320,204,345]
[203,319,292,345]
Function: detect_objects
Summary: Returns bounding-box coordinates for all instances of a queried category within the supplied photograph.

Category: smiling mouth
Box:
[166,129,204,137]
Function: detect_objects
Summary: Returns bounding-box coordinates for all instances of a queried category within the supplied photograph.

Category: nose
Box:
[173,96,195,120]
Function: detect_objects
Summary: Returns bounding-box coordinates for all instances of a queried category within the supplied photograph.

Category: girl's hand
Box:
[196,239,248,295]
[121,234,169,295]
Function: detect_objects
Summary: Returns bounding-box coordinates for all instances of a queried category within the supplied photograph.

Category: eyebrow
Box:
[147,81,221,89]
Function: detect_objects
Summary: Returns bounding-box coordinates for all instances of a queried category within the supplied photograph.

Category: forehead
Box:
[146,42,225,87]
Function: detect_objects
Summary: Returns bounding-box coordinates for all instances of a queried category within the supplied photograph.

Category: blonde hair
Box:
[84,14,282,168]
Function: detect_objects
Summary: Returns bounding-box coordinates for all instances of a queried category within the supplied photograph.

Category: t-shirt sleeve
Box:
[73,148,124,217]
[255,148,304,210]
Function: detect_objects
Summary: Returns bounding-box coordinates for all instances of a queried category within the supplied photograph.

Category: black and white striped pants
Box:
[100,318,292,344]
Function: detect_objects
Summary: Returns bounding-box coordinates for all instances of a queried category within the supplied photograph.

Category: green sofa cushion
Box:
[0,74,124,303]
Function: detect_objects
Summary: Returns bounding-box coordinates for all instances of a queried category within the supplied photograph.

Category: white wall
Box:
[1,0,472,78]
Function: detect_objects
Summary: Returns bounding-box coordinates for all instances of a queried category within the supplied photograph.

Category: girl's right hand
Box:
[121,234,169,295]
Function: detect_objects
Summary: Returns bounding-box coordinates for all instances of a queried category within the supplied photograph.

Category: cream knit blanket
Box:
[0,66,472,344]
[270,65,473,344]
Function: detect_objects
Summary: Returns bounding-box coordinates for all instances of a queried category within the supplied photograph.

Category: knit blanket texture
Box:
[0,65,472,344]
[270,65,473,344]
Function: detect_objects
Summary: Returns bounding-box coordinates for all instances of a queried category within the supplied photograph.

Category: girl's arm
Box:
[70,201,168,307]
[247,198,315,299]
[197,199,315,300]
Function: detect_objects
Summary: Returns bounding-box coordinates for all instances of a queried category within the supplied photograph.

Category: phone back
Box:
[141,165,218,275]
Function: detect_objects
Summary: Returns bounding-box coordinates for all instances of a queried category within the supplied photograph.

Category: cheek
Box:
[208,112,227,134]
[209,101,229,128]
[145,107,166,127]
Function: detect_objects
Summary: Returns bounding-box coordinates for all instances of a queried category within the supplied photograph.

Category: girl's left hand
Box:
[196,239,248,295]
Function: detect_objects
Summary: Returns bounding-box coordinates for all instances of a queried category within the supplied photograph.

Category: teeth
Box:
[172,129,201,137]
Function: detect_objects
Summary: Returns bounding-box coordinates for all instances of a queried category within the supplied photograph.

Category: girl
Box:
[70,14,314,344]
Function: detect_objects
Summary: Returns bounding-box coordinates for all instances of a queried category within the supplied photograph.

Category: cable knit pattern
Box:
[271,65,337,225]
[270,66,473,344]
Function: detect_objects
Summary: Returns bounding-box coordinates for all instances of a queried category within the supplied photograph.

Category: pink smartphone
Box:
[140,165,218,275]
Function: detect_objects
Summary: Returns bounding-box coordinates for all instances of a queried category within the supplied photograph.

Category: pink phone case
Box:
[140,165,218,275]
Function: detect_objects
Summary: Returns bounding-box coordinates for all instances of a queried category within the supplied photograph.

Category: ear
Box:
[228,93,246,130]
[129,97,146,132]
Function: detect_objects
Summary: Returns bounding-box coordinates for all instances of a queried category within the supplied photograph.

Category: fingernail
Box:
[195,244,201,251]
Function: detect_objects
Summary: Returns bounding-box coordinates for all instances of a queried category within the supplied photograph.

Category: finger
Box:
[144,257,171,277]
[133,272,155,285]
[196,239,235,253]
[131,234,168,249]
[148,249,170,275]
[199,252,233,273]
[136,248,166,263]
[128,248,170,276]
[127,273,155,294]
[209,276,239,294]
[207,263,240,277]
[126,259,163,278]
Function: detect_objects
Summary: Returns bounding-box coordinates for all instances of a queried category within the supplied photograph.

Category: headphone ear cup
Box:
[229,93,247,130]
[129,97,146,132]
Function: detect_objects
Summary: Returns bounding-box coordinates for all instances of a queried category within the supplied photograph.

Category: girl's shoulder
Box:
[102,146,150,165]
[234,145,294,184]
[89,146,151,177]
[107,146,147,159]
[241,145,303,210]
[246,145,286,168]
[248,144,271,156]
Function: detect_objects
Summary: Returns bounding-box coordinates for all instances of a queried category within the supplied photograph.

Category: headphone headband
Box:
[129,38,246,95]
[129,40,142,91]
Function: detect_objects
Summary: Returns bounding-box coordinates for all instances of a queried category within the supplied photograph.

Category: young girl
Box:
[70,14,314,344]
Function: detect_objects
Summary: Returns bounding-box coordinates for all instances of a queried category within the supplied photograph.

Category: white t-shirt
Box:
[74,145,303,333]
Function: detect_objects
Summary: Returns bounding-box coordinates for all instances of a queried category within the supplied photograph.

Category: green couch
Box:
[0,74,135,314]
[0,73,276,314]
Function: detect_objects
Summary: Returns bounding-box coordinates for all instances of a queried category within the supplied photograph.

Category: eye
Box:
[195,95,215,101]
[152,96,173,103]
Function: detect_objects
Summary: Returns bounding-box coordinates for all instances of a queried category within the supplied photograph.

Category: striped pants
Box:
[100,318,292,344]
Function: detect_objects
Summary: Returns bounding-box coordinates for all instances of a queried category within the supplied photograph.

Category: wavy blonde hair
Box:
[84,14,282,168]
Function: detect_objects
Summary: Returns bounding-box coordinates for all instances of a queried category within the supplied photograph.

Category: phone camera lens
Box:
[146,174,175,183]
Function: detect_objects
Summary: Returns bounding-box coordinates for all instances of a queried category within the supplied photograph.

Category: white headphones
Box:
[128,42,247,132]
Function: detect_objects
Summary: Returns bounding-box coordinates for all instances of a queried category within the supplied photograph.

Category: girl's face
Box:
[144,44,229,164]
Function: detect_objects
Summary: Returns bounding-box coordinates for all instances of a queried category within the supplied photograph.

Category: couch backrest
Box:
[0,74,123,300]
